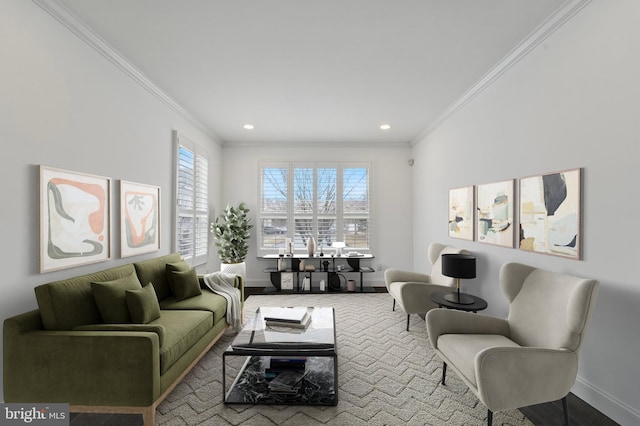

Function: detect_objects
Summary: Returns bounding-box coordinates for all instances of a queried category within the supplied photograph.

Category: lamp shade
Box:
[441,254,476,279]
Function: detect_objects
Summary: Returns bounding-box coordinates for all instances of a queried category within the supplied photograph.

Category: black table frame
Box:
[222,307,338,406]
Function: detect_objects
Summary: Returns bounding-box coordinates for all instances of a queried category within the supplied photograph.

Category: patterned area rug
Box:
[157,293,533,425]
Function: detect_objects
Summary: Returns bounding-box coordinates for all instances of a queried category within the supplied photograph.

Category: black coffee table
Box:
[430,291,488,313]
[222,306,338,406]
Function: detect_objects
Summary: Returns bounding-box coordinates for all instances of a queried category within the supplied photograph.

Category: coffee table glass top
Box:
[230,306,335,350]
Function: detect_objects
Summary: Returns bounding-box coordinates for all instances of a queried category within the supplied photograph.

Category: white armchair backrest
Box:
[500,262,599,351]
[428,243,470,288]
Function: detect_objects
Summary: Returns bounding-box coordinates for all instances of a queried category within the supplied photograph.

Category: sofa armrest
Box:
[390,282,452,314]
[4,313,161,407]
[384,269,431,288]
[199,274,245,306]
[426,309,509,349]
[475,347,578,412]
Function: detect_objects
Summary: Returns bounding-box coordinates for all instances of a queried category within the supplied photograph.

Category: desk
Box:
[430,291,488,313]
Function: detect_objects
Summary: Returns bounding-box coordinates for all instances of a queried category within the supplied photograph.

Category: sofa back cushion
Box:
[91,272,143,323]
[35,264,135,330]
[133,253,182,300]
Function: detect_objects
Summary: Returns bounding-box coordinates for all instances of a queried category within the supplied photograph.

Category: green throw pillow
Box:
[168,268,202,301]
[166,260,191,274]
[126,283,161,324]
[91,272,143,323]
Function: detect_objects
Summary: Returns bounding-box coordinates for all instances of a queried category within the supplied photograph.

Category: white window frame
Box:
[258,160,372,256]
[173,130,209,266]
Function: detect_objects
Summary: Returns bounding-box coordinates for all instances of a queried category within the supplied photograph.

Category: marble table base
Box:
[224,356,337,405]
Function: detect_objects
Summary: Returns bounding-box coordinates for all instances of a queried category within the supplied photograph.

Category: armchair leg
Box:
[441,362,447,385]
[562,395,570,426]
[406,315,410,331]
[487,409,493,426]
[392,299,396,311]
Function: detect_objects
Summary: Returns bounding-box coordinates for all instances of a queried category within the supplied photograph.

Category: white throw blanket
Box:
[203,272,242,331]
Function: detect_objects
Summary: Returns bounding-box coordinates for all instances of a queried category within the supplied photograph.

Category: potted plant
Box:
[211,202,253,278]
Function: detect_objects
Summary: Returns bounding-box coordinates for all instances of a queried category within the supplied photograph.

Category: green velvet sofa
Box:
[3,253,243,425]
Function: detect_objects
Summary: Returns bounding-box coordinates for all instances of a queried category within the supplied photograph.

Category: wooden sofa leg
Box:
[142,405,155,426]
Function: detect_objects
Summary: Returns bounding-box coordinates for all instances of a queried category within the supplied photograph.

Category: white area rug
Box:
[157,293,532,425]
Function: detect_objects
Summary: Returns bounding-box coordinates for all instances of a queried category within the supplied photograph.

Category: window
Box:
[258,161,371,254]
[174,131,209,266]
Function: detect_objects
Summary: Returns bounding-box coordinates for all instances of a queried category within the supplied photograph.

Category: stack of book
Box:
[268,370,308,394]
[266,356,308,394]
[264,307,311,329]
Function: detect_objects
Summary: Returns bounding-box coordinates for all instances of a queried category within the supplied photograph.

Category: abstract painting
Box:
[448,186,474,241]
[40,166,111,272]
[120,180,160,257]
[519,168,581,259]
[476,179,514,247]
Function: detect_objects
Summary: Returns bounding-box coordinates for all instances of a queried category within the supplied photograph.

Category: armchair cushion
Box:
[438,334,520,386]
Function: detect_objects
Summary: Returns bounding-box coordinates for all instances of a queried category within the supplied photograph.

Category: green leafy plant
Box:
[211,202,253,264]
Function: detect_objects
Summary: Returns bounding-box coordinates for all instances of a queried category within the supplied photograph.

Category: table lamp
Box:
[441,253,476,304]
[332,241,346,256]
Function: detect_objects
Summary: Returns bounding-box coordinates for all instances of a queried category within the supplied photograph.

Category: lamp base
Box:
[444,292,475,305]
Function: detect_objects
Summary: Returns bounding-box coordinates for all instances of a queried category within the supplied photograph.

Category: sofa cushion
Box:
[168,268,202,301]
[35,264,136,330]
[160,289,228,325]
[133,253,182,301]
[126,283,161,324]
[150,310,213,373]
[73,323,166,346]
[91,272,143,323]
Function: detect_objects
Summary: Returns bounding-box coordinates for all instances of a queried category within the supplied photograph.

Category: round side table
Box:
[430,291,488,313]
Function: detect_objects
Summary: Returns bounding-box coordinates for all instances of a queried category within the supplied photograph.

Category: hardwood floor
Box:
[70,288,618,425]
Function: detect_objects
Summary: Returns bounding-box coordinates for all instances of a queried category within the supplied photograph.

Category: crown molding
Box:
[33,0,221,143]
[224,139,412,149]
[412,0,592,145]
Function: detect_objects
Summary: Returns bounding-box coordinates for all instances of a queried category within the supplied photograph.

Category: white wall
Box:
[218,145,414,287]
[0,0,222,401]
[412,1,640,424]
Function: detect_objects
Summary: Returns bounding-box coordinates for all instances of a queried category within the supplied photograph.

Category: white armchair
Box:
[426,262,599,426]
[384,243,469,330]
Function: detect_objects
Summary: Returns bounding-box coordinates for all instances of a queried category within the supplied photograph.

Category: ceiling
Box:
[53,0,569,146]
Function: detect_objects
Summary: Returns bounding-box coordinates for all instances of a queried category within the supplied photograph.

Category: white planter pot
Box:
[221,261,246,280]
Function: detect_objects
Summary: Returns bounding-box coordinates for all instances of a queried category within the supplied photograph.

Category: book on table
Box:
[265,311,311,329]
[263,307,309,323]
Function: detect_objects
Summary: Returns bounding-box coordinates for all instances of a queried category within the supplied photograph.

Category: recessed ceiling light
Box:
[380,124,391,130]
[243,124,254,130]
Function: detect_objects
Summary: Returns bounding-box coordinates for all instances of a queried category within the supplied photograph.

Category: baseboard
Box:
[573,376,640,426]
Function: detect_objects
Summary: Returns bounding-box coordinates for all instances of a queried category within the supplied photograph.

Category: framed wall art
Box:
[40,166,111,272]
[120,180,160,258]
[448,186,474,241]
[475,179,514,247]
[519,168,582,259]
